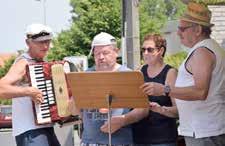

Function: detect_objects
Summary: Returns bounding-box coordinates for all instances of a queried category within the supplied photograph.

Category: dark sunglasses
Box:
[141,47,156,53]
[178,25,194,32]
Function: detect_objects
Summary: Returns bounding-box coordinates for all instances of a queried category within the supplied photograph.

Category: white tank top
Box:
[175,39,225,138]
[12,53,52,136]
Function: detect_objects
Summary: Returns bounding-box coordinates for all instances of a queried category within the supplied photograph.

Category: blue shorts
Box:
[15,127,61,146]
[81,143,132,146]
[133,143,176,146]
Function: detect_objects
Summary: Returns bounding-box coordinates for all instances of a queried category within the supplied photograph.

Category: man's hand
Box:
[100,115,125,134]
[140,82,164,96]
[28,87,43,104]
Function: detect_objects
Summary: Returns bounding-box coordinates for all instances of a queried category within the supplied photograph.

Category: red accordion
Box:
[26,61,79,126]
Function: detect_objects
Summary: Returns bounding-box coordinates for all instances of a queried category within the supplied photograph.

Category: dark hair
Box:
[143,33,167,57]
[201,25,212,37]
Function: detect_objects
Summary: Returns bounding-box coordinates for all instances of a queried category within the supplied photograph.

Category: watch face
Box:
[164,85,171,94]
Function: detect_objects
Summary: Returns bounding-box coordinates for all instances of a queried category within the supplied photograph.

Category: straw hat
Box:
[180,2,214,27]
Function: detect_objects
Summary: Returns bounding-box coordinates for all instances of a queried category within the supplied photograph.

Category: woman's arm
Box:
[149,68,178,118]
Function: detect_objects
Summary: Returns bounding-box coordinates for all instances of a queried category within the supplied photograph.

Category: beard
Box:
[96,62,115,71]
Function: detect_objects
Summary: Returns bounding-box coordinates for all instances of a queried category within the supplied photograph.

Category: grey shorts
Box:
[184,134,225,146]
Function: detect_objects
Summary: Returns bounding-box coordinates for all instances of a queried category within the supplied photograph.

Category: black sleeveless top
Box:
[132,64,178,144]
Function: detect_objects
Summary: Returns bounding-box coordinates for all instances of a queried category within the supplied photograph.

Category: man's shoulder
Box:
[14,53,30,64]
[86,66,95,72]
[118,65,132,71]
[86,65,132,72]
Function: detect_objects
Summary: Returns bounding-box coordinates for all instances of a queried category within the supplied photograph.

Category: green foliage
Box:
[0,99,12,105]
[0,56,16,78]
[47,0,185,64]
[139,0,185,41]
[190,0,225,5]
[164,51,188,69]
[47,0,121,62]
[0,56,15,105]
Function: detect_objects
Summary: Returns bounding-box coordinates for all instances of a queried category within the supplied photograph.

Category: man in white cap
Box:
[81,32,134,146]
[140,2,225,146]
[1,23,60,146]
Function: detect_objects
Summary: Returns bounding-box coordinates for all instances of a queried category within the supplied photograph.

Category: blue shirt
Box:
[81,65,133,145]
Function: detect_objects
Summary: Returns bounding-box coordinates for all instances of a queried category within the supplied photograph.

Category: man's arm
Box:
[149,99,178,118]
[0,59,43,103]
[170,47,215,100]
[141,47,215,101]
[100,108,149,134]
[0,84,42,101]
[123,108,149,125]
[1,59,27,85]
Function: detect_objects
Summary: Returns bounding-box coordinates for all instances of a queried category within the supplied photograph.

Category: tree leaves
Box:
[47,0,185,62]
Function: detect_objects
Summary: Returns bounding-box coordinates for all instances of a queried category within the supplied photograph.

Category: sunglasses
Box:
[178,25,195,32]
[141,47,156,53]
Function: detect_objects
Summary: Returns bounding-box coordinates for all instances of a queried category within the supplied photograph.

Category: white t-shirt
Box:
[12,53,52,136]
[175,39,225,138]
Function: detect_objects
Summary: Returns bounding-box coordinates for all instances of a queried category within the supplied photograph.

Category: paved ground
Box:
[74,130,81,146]
[0,128,16,146]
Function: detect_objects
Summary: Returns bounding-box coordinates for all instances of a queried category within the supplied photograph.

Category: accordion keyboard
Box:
[28,64,56,124]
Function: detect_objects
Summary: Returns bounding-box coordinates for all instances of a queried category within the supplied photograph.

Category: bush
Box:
[0,99,12,105]
[0,56,15,105]
[164,51,187,69]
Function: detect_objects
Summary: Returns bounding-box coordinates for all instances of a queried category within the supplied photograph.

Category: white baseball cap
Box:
[88,32,117,57]
[25,23,53,41]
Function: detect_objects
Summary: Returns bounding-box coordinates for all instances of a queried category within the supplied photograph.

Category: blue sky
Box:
[0,0,72,53]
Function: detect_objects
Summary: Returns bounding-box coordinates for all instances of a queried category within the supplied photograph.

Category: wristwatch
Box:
[164,85,171,96]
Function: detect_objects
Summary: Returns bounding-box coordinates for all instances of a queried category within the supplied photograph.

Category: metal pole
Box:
[43,0,46,25]
[122,0,140,70]
[121,0,127,67]
[35,0,46,24]
[107,94,113,146]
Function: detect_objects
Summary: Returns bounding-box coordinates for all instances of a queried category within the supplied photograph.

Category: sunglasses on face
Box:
[141,47,156,53]
[178,25,195,32]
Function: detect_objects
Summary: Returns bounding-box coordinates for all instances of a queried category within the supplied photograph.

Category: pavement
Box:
[0,128,16,146]
[74,130,81,146]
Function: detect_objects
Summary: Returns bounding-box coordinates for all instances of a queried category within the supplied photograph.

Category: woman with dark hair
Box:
[133,33,178,146]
